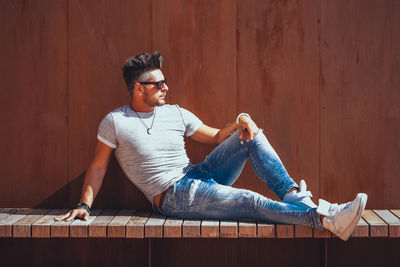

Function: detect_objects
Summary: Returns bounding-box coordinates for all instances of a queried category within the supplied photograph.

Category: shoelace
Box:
[328,202,352,217]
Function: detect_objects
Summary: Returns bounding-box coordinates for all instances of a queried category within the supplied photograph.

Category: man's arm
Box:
[190,115,259,145]
[55,141,114,222]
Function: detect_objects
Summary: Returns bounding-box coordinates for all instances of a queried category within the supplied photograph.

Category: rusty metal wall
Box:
[0,0,399,210]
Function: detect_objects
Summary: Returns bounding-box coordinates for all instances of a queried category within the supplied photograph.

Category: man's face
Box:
[141,69,168,107]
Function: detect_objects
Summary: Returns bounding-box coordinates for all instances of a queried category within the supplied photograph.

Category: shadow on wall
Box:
[35,155,152,210]
[34,139,218,210]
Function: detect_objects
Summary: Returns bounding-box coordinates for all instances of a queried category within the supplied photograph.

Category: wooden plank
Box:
[237,0,321,204]
[238,220,257,238]
[68,0,154,211]
[374,210,400,237]
[0,0,69,209]
[391,210,400,218]
[351,217,369,237]
[145,213,166,238]
[201,220,219,238]
[294,225,313,238]
[220,220,238,238]
[69,209,102,238]
[0,209,33,237]
[319,0,400,208]
[160,0,236,168]
[107,209,135,238]
[362,210,388,237]
[52,210,78,238]
[163,218,183,238]
[126,211,151,238]
[13,209,51,238]
[32,209,68,238]
[0,208,18,221]
[276,224,294,238]
[313,228,332,238]
[257,222,275,238]
[182,219,201,238]
[88,209,119,238]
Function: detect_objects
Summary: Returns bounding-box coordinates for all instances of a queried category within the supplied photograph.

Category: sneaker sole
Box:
[336,193,368,241]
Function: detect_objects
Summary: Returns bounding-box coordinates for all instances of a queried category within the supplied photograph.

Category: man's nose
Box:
[161,83,168,91]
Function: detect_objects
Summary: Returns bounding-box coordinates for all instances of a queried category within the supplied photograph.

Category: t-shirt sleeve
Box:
[97,113,117,149]
[178,106,203,136]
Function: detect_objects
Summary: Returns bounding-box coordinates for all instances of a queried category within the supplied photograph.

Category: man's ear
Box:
[133,83,144,95]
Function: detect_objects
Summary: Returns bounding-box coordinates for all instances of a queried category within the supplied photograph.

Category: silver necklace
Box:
[132,107,156,135]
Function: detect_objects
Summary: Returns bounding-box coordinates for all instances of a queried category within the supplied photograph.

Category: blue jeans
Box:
[158,130,324,229]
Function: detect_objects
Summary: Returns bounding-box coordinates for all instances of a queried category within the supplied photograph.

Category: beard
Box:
[143,90,166,107]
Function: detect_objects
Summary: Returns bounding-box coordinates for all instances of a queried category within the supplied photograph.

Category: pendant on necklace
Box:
[147,128,152,135]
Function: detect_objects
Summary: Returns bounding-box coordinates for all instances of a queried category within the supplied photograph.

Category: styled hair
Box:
[122,52,163,95]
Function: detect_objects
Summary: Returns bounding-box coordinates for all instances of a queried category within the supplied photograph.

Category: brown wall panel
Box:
[0,0,68,207]
[153,0,237,165]
[68,0,154,209]
[236,0,321,200]
[320,0,400,207]
[152,239,325,267]
[0,238,148,266]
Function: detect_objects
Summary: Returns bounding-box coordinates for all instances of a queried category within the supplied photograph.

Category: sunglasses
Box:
[138,78,167,90]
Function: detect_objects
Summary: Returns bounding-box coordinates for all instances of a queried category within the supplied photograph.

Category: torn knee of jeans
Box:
[188,179,201,206]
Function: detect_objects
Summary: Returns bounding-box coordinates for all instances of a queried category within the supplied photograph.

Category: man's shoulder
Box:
[107,105,130,116]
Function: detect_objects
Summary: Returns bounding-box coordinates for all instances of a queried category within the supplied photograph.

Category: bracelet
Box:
[236,113,250,124]
[76,202,91,214]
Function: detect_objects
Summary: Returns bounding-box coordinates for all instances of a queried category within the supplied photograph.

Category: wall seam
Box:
[66,0,71,207]
[317,2,322,200]
[234,0,238,116]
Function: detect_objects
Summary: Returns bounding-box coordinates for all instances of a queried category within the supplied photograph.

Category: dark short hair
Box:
[123,52,163,95]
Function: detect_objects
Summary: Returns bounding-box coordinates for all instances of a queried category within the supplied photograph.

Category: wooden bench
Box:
[1,208,400,239]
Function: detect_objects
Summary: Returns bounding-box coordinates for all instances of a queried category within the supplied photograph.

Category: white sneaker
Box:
[317,193,368,241]
[283,179,318,209]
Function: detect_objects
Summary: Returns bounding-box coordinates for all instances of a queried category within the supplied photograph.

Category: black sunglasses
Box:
[138,78,167,90]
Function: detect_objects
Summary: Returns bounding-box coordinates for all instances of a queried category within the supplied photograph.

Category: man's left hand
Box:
[237,116,259,142]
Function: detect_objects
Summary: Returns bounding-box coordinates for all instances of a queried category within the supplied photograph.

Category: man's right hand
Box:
[54,208,89,222]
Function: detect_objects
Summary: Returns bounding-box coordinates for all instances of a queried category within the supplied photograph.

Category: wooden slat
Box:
[391,210,400,218]
[31,209,68,238]
[201,220,219,238]
[145,213,166,238]
[0,209,33,237]
[0,208,18,221]
[294,225,313,238]
[182,219,201,238]
[362,210,388,237]
[69,209,102,238]
[391,210,400,237]
[51,210,77,238]
[220,220,237,238]
[163,218,183,238]
[126,211,151,238]
[351,217,369,237]
[374,210,400,237]
[257,222,275,238]
[88,209,119,238]
[313,228,332,238]
[13,209,51,238]
[238,220,256,238]
[276,224,294,238]
[107,209,135,238]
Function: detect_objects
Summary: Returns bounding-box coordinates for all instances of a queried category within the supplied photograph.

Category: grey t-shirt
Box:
[97,104,202,204]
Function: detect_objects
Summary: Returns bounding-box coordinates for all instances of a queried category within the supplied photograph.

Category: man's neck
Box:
[130,101,154,113]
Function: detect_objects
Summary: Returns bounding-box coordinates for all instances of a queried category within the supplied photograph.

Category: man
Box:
[56,52,367,241]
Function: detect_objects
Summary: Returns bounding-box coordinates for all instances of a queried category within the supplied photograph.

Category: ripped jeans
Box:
[157,130,324,229]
